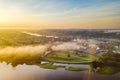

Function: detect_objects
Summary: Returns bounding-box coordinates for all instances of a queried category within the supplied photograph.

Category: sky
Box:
[0,0,120,29]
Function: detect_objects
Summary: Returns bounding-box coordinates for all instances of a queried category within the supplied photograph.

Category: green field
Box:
[65,67,88,71]
[38,62,65,69]
[42,51,98,64]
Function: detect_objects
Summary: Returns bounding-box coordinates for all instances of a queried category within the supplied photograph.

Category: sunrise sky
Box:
[0,0,120,29]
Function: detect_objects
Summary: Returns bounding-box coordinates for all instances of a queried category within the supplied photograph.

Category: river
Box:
[0,62,119,80]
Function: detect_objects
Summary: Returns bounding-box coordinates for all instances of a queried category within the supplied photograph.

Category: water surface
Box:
[0,62,119,80]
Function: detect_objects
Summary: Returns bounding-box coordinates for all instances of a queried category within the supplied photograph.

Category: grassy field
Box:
[65,67,88,71]
[37,62,89,71]
[42,51,98,64]
[38,62,65,69]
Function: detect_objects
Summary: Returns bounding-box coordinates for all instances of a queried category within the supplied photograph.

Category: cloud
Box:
[0,0,120,28]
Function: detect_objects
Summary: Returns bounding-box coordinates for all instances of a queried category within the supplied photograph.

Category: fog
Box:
[51,42,80,51]
[51,40,99,53]
[0,45,49,64]
[0,39,99,64]
[0,45,48,55]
